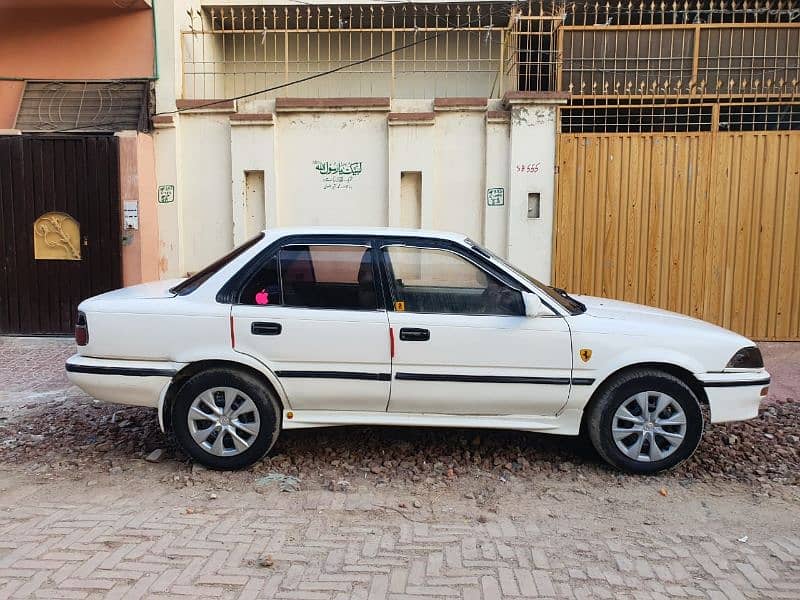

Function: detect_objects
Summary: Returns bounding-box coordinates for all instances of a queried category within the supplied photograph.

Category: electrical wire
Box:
[39,4,523,132]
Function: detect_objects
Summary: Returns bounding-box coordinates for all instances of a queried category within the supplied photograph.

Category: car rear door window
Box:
[280,245,378,310]
[382,245,523,316]
[239,254,283,306]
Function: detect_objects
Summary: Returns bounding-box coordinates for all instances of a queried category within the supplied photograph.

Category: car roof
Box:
[261,226,469,243]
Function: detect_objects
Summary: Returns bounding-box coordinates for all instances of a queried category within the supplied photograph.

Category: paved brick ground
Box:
[0,337,798,600]
[1,476,799,600]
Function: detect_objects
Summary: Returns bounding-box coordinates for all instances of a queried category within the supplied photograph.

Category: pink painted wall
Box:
[118,132,160,286]
[0,6,154,128]
[0,82,24,129]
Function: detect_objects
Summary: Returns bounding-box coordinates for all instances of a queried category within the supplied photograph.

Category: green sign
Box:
[158,184,174,204]
[487,187,504,206]
[313,161,364,191]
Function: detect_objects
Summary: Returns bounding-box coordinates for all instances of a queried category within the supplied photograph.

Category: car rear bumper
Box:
[65,354,183,409]
[697,372,770,423]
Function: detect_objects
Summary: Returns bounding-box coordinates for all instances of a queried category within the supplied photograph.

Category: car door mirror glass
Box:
[523,292,544,317]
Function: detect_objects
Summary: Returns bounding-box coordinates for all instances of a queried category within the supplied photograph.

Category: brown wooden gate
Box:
[0,135,121,335]
[554,131,800,341]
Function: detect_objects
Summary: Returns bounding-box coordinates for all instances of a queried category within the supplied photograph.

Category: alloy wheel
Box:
[187,387,261,456]
[612,391,687,462]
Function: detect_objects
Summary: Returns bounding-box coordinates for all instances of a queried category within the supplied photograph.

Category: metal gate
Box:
[0,135,121,335]
[554,131,800,341]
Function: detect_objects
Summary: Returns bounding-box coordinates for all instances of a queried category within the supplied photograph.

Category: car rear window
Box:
[170,233,265,296]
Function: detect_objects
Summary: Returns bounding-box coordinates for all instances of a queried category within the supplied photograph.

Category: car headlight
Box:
[726,346,763,369]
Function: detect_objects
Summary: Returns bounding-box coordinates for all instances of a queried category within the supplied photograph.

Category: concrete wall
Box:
[152,96,560,282]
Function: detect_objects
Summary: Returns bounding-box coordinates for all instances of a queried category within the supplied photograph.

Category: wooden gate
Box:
[554,131,800,340]
[0,135,121,335]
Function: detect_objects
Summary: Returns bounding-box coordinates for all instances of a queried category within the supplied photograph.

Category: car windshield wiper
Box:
[551,286,587,313]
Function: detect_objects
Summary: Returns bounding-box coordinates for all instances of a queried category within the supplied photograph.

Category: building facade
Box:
[152,0,564,283]
[0,0,158,335]
[153,0,800,340]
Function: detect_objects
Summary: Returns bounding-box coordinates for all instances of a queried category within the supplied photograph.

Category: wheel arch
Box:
[159,359,287,433]
[579,362,708,435]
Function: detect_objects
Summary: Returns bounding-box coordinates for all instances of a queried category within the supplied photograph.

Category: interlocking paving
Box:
[1,481,799,600]
[0,337,798,599]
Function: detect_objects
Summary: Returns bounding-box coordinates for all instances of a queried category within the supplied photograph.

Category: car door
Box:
[381,241,573,416]
[231,239,391,412]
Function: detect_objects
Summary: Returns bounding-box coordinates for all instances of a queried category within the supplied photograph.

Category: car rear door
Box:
[380,240,573,416]
[231,237,391,412]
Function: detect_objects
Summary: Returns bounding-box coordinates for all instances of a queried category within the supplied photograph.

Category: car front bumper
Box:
[697,371,771,423]
[65,354,183,409]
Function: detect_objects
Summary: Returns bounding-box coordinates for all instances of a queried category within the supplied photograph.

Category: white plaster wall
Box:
[156,106,555,278]
[274,112,389,227]
[153,124,183,278]
[387,122,436,228]
[483,118,510,257]
[506,103,558,283]
[230,122,276,244]
[178,114,234,272]
[432,112,485,242]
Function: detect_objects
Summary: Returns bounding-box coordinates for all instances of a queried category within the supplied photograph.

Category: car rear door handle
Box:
[399,327,430,341]
[251,322,282,336]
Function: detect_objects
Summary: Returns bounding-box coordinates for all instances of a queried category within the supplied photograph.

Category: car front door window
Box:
[382,245,523,316]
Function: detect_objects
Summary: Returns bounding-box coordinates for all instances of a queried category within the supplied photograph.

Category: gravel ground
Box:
[1,338,798,498]
[2,387,797,495]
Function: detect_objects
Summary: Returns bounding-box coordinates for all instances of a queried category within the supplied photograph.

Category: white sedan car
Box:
[66,228,770,473]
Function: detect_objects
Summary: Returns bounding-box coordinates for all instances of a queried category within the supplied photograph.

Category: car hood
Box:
[574,295,741,337]
[578,295,700,321]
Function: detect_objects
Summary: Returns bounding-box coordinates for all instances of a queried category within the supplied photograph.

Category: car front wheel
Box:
[587,369,703,474]
[172,368,281,470]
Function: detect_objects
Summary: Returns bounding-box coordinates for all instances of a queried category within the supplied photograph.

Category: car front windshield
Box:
[466,240,586,315]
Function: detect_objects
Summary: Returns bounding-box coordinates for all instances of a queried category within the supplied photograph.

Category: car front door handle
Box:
[399,327,430,341]
[251,322,282,336]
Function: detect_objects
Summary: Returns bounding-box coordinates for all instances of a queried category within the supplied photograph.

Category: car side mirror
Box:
[522,292,544,317]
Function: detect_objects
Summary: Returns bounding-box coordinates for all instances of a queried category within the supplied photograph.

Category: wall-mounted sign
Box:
[124,201,139,230]
[313,161,363,191]
[487,187,505,206]
[158,184,175,204]
[33,212,81,260]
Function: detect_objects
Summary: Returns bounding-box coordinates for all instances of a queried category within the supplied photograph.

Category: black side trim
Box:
[571,378,596,386]
[395,372,594,385]
[702,377,770,388]
[275,370,391,381]
[65,363,177,377]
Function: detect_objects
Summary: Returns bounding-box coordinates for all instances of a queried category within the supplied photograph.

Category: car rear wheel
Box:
[587,369,703,474]
[172,369,281,470]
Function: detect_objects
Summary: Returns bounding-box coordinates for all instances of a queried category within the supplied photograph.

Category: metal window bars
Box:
[181,3,519,100]
[179,2,800,131]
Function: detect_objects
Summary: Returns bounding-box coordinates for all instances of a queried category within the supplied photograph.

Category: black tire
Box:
[172,368,281,470]
[587,369,703,474]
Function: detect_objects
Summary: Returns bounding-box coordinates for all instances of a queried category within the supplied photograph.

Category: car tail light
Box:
[75,312,89,346]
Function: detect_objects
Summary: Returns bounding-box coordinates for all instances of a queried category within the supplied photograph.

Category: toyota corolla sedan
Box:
[66,228,770,472]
